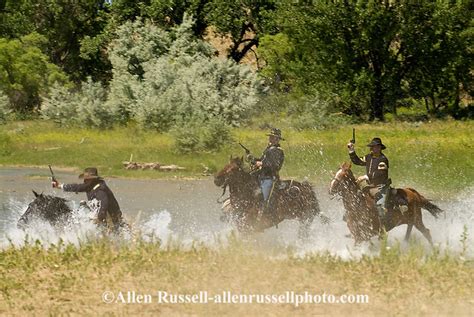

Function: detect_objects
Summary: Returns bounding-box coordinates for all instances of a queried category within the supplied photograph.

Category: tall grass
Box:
[0,120,472,196]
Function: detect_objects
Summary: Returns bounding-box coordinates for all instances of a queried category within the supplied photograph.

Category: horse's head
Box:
[214,155,244,187]
[17,190,72,229]
[329,162,355,196]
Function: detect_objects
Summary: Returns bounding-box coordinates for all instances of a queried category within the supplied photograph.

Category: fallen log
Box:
[122,161,185,171]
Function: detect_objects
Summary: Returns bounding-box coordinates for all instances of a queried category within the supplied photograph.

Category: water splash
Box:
[1,188,472,259]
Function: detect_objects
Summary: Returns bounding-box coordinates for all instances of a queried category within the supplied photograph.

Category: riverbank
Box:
[0,120,472,196]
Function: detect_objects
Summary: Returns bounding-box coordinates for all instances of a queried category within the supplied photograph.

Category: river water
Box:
[1,167,472,259]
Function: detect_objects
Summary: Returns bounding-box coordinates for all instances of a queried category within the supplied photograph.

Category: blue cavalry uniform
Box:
[349,138,390,220]
[58,167,123,231]
[248,128,285,214]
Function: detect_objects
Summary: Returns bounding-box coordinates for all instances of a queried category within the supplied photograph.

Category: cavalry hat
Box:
[367,137,386,150]
[78,167,100,180]
[266,128,285,140]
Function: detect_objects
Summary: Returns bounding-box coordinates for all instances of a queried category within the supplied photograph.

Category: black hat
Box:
[367,137,386,150]
[266,128,285,140]
[78,167,100,180]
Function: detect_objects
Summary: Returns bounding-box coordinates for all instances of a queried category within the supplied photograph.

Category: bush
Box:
[42,78,110,128]
[0,91,11,123]
[108,15,262,130]
[287,96,352,130]
[172,118,233,154]
[41,83,77,126]
[41,15,262,131]
[201,118,233,151]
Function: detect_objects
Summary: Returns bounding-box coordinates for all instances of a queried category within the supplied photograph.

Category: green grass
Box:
[0,239,472,315]
[0,119,472,196]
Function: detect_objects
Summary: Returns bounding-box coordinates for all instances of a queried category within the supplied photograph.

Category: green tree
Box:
[0,33,69,113]
[263,0,473,120]
[204,0,277,63]
[0,0,111,83]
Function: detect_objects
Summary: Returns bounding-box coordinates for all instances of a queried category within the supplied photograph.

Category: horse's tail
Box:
[300,181,320,213]
[300,181,331,224]
[407,188,444,218]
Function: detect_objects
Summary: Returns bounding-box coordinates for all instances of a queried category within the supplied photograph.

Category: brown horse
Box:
[329,162,443,245]
[214,156,325,236]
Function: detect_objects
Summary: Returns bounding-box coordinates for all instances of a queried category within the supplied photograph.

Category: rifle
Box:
[350,128,356,144]
[48,165,57,184]
[238,142,251,155]
[239,142,258,167]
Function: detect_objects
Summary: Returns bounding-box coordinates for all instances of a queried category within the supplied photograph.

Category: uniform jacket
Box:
[259,144,285,179]
[349,151,389,186]
[63,178,122,223]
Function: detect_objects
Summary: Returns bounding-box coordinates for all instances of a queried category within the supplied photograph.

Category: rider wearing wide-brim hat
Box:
[247,128,285,216]
[347,137,390,222]
[52,167,123,231]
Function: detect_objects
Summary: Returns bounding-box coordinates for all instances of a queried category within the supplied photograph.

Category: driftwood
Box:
[122,161,185,171]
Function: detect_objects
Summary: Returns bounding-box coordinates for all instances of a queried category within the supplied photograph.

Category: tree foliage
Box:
[0,0,111,83]
[41,16,262,130]
[0,33,69,113]
[0,0,472,121]
[106,15,261,130]
[260,0,473,120]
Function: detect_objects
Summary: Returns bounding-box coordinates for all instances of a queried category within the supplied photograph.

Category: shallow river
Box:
[1,167,472,259]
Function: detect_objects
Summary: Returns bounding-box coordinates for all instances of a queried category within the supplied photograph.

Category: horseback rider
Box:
[52,167,123,232]
[247,128,285,216]
[347,137,390,224]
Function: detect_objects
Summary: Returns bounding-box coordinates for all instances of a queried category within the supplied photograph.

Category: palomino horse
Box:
[329,162,443,244]
[17,191,73,229]
[214,156,325,236]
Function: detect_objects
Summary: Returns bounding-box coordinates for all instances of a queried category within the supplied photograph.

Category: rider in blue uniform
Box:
[247,128,285,216]
[347,137,390,225]
[52,167,123,232]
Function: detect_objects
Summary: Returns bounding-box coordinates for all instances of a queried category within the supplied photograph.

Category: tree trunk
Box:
[370,57,384,121]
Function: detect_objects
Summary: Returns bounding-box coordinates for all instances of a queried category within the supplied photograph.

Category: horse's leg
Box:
[414,207,433,245]
[298,216,313,240]
[404,224,413,242]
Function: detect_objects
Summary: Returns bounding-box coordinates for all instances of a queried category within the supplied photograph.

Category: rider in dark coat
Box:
[247,128,285,215]
[347,137,390,222]
[52,167,123,231]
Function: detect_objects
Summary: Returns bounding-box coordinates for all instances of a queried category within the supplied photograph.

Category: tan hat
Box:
[78,167,100,180]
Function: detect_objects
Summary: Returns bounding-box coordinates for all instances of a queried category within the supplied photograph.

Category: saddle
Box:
[277,179,303,197]
[387,188,409,213]
[361,185,409,213]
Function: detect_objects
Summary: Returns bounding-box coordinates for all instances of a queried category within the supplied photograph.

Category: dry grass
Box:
[0,238,472,316]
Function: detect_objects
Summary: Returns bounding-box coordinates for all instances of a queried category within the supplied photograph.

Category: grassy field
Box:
[0,239,472,316]
[0,120,472,196]
[1,120,473,316]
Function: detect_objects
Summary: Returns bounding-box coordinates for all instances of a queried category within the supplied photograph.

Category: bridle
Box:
[215,163,243,203]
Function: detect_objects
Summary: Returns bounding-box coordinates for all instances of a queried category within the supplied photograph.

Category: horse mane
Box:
[18,191,73,228]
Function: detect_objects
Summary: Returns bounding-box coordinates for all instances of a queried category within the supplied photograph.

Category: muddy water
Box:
[1,167,473,258]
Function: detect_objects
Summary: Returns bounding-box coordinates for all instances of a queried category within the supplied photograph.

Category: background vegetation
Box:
[0,0,472,126]
[0,120,472,197]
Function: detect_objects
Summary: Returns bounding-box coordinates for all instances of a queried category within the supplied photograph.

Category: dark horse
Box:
[17,191,73,229]
[329,162,444,245]
[214,156,325,236]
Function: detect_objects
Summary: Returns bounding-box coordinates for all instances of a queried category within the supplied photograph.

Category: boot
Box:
[376,205,387,228]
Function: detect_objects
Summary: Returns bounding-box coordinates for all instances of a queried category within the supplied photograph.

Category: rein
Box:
[216,183,228,203]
